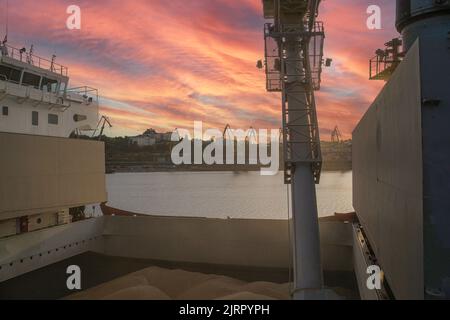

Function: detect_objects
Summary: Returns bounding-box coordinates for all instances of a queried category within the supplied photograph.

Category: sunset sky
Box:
[4,0,398,139]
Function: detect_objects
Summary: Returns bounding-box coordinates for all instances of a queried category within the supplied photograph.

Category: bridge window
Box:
[59,82,66,93]
[2,106,8,116]
[73,114,87,122]
[51,82,58,93]
[0,65,21,83]
[32,111,39,126]
[48,114,58,125]
[22,72,41,89]
[41,77,58,93]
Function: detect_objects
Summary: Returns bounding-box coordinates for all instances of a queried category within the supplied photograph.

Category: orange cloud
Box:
[6,0,398,139]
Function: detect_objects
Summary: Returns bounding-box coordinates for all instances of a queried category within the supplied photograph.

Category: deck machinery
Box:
[262,0,329,299]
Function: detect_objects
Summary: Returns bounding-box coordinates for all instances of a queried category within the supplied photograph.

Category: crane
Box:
[223,124,233,140]
[331,126,343,143]
[173,128,182,141]
[92,116,112,140]
[246,126,257,143]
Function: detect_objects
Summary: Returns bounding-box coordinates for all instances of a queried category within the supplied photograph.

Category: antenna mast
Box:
[3,0,8,43]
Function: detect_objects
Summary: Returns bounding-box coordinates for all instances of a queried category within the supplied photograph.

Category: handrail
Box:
[0,76,98,107]
[369,55,401,80]
[66,86,99,103]
[1,76,98,103]
[0,44,68,76]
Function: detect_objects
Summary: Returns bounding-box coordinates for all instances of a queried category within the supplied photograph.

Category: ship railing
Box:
[0,73,61,95]
[1,75,98,104]
[65,86,99,104]
[0,74,65,103]
[0,75,98,108]
[369,55,401,81]
[0,44,68,77]
[369,37,404,81]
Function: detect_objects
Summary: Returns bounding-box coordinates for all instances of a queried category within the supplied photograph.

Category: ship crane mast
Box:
[262,0,334,299]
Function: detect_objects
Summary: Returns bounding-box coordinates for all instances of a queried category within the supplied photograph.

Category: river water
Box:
[102,171,353,219]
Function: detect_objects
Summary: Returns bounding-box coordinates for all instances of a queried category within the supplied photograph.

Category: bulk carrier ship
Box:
[0,37,358,300]
[0,0,449,300]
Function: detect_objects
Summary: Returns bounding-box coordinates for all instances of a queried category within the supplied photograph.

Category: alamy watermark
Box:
[366,265,382,290]
[66,265,81,290]
[66,5,81,30]
[65,4,383,31]
[170,122,280,176]
[367,5,382,30]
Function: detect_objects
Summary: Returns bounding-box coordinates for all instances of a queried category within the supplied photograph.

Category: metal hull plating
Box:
[354,33,450,299]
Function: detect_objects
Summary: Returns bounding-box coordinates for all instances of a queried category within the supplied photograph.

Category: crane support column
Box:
[284,27,323,298]
[291,165,323,297]
[262,0,333,299]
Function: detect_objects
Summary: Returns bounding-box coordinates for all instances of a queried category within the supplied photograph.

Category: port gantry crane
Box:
[222,124,232,140]
[261,0,332,299]
[331,126,343,143]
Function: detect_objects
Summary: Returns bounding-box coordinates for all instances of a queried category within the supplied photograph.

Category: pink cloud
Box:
[5,0,398,139]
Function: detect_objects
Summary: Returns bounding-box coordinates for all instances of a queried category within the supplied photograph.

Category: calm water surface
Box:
[105,171,353,219]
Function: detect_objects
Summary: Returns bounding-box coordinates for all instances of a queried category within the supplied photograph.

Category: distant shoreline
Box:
[106,161,352,174]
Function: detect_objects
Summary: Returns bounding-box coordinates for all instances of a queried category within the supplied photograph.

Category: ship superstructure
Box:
[0,42,106,266]
[0,43,98,137]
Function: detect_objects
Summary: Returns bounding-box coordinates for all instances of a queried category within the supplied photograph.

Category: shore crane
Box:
[246,126,257,143]
[331,126,343,143]
[222,124,232,140]
[92,116,112,140]
[261,0,333,299]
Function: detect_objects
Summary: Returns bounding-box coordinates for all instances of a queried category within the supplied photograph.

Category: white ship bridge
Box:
[0,43,99,137]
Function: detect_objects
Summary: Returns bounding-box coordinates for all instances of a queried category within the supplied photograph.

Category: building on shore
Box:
[129,128,172,147]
